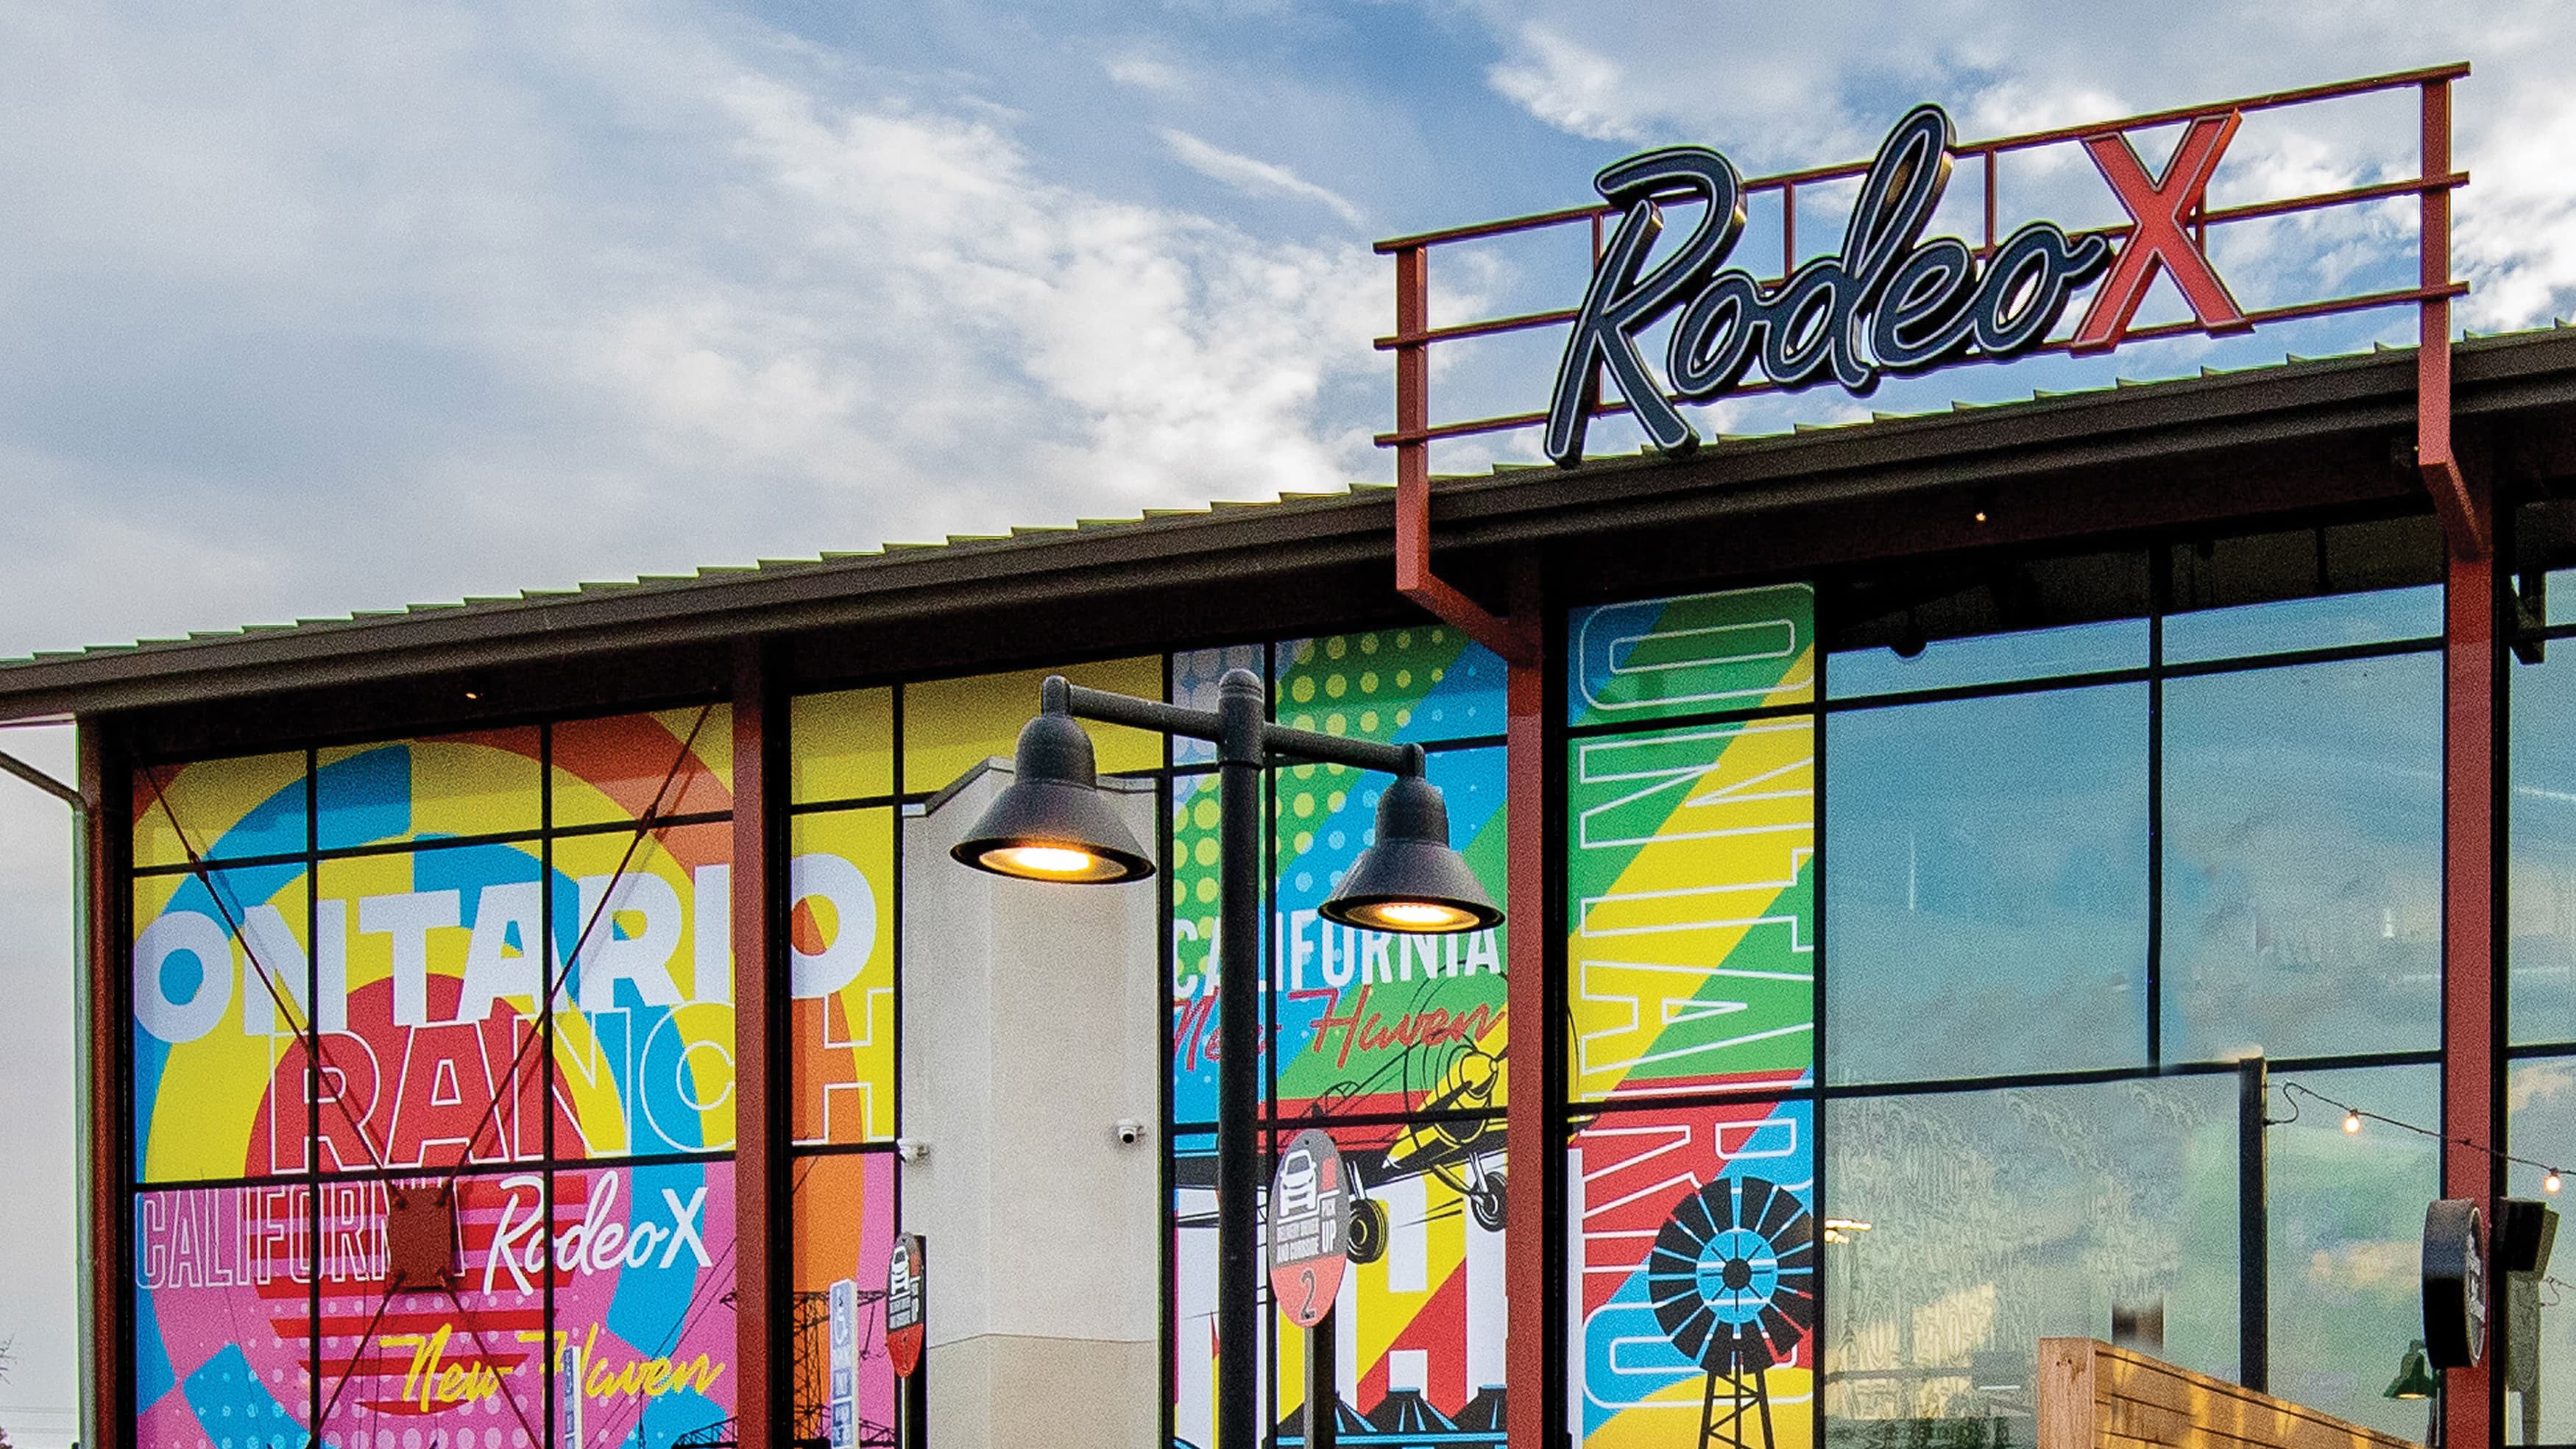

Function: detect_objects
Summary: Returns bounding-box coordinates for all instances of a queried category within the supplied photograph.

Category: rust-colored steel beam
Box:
[731,643,787,1449]
[2441,466,2497,1449]
[2419,77,2485,560]
[1503,559,1548,1449]
[1391,244,1536,665]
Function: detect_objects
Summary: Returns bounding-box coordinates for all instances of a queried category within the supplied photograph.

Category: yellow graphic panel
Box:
[791,687,896,804]
[903,657,1162,794]
[132,752,306,868]
[132,867,310,1183]
[789,808,897,1144]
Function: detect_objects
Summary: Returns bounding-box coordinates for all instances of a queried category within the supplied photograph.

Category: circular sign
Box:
[2423,1199,2486,1370]
[1267,1128,1350,1328]
[887,1234,927,1378]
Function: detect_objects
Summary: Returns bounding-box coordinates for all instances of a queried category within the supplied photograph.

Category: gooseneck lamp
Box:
[950,669,1498,1449]
[949,705,1155,883]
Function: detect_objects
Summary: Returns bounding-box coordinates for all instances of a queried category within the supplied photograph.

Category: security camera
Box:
[896,1137,930,1163]
[1114,1119,1147,1147]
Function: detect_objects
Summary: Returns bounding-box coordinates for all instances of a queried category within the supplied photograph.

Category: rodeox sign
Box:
[1546,104,2251,464]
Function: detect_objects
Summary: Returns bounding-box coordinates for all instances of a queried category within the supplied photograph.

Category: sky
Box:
[4,1,2576,1442]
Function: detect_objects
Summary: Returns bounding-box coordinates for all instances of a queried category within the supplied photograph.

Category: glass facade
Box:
[121,509,2536,1449]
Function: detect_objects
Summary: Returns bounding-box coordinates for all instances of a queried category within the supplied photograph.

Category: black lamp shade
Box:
[951,710,1155,884]
[1320,773,1501,934]
[2384,1340,2436,1400]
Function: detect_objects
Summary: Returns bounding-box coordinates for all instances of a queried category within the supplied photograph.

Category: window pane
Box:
[314,841,550,1173]
[135,1183,313,1448]
[133,750,307,868]
[2265,1063,2438,1440]
[1273,748,1507,1117]
[2512,647,2576,1045]
[316,727,540,849]
[1572,1098,1814,1449]
[550,821,737,1161]
[902,657,1162,794]
[1277,627,1507,743]
[1283,1118,1509,1442]
[791,1152,900,1446]
[790,687,895,804]
[1828,618,2146,698]
[1822,1077,2239,1449]
[789,808,898,1146]
[1826,684,2148,1083]
[132,863,311,1183]
[1568,718,1815,1102]
[314,1171,548,1449]
[2161,655,2441,1062]
[1569,584,1816,726]
[550,1158,738,1445]
[2162,587,2441,665]
[2507,1057,2576,1443]
[1174,644,1264,765]
[553,705,734,827]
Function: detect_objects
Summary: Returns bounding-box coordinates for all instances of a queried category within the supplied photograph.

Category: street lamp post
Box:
[952,669,1501,1449]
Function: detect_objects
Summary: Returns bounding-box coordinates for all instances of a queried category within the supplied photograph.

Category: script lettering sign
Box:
[1546,102,2246,465]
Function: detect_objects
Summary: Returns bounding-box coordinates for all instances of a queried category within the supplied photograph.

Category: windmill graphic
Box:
[1646,1175,1816,1449]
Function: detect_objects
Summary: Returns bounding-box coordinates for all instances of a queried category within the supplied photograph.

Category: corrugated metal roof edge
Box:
[6,325,2575,720]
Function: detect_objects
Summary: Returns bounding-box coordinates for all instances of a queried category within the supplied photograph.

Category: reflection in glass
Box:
[2265,1064,2437,1441]
[2512,648,2576,1045]
[2161,655,2440,1062]
[2507,1057,2576,1443]
[1826,684,2148,1083]
[1828,617,2146,698]
[1822,1077,2237,1449]
[2162,587,2441,665]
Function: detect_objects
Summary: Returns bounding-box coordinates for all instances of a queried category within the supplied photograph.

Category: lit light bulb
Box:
[2547,1171,2563,1195]
[983,844,1109,879]
[1350,899,1477,932]
[2343,1110,2363,1135]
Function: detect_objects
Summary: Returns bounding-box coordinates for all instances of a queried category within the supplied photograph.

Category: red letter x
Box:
[2070,111,2251,353]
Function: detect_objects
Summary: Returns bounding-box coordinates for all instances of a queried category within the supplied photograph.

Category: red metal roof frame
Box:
[1377,63,2479,653]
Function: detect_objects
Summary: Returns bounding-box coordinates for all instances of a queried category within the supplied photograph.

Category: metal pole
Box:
[1309,1309,1336,1449]
[1216,667,1267,1449]
[2237,1055,2268,1392]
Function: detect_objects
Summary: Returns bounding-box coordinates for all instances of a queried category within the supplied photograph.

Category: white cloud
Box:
[1157,127,1367,226]
[1486,24,1645,144]
[0,3,1384,661]
[1107,52,1192,95]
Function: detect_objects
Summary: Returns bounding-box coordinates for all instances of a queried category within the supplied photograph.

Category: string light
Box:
[2279,1082,2567,1196]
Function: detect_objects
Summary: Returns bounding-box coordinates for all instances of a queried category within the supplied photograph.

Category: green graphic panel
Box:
[1566,582,1816,726]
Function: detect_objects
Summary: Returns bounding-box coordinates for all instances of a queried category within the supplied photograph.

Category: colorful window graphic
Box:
[131,715,749,1449]
[1570,1101,1816,1449]
[1567,585,1819,1449]
[132,863,314,1183]
[1267,1118,1510,1445]
[788,808,898,1147]
[790,1152,899,1447]
[1270,748,1508,1118]
[1566,717,1815,1103]
[134,1183,314,1449]
[1567,584,1816,724]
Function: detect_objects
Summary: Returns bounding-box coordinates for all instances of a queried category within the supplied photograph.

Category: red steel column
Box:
[1504,559,1549,1449]
[2422,71,2499,1449]
[2444,483,2498,1449]
[81,726,122,1449]
[732,644,787,1448]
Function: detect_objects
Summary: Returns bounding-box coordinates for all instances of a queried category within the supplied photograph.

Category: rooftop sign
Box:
[1375,64,2471,481]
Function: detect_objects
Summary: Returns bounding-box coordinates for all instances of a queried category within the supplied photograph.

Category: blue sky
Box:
[4,1,2576,1441]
